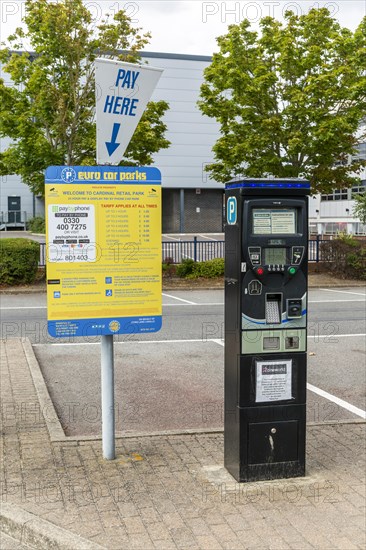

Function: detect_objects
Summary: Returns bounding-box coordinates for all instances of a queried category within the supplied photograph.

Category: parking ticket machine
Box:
[224,178,310,482]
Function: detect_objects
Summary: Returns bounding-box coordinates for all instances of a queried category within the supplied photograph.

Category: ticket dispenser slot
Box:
[265,294,282,324]
[224,178,309,482]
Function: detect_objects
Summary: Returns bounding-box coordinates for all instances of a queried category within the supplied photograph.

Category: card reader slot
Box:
[265,294,282,324]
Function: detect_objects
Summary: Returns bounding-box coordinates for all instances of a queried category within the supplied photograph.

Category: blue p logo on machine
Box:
[227,196,237,225]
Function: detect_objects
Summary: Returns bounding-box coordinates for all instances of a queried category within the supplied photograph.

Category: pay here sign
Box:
[45,166,162,338]
[95,58,163,165]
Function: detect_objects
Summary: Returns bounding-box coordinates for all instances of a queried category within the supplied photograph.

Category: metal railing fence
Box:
[163,237,225,263]
[38,237,323,266]
[0,211,27,230]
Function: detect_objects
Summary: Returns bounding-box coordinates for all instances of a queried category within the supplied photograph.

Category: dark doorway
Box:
[8,196,21,223]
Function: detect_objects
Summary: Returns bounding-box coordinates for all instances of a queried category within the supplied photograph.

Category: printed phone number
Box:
[64,255,89,261]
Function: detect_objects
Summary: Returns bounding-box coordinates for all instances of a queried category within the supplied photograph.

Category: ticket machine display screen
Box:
[264,247,287,265]
[252,209,296,235]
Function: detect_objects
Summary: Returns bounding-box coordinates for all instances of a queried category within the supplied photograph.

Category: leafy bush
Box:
[162,257,176,278]
[176,257,224,279]
[176,258,195,277]
[0,238,40,285]
[336,230,358,246]
[347,248,366,280]
[191,258,225,278]
[27,216,45,233]
[321,237,366,280]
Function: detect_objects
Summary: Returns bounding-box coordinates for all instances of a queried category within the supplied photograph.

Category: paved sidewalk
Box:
[1,338,365,549]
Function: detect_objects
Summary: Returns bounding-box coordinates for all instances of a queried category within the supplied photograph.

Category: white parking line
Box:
[163,303,223,307]
[319,288,366,297]
[30,339,366,419]
[34,338,211,347]
[1,306,46,310]
[212,339,224,347]
[309,299,365,303]
[2,299,365,311]
[307,383,366,419]
[163,235,181,241]
[163,299,363,305]
[197,234,219,241]
[162,293,197,305]
[211,339,366,420]
[32,333,366,346]
[1,304,224,310]
[310,333,366,339]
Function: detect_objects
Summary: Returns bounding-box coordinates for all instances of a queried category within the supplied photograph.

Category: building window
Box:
[323,222,348,235]
[355,223,366,235]
[321,189,348,201]
[352,142,366,161]
[351,181,366,196]
[309,224,318,235]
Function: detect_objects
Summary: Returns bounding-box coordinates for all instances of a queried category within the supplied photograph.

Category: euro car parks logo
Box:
[61,167,76,183]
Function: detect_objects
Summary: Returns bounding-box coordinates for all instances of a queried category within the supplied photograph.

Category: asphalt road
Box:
[1,287,365,343]
[1,287,365,435]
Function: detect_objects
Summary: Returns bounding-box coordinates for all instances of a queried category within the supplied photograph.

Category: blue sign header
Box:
[45,166,161,185]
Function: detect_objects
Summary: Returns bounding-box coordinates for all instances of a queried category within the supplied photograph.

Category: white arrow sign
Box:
[95,58,163,165]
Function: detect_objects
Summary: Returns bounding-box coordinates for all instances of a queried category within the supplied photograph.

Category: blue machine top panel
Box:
[226,179,310,190]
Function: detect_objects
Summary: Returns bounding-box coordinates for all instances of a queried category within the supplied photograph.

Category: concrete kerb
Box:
[0,502,105,550]
[23,338,65,441]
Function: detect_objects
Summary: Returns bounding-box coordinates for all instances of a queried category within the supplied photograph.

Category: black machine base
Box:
[224,404,306,482]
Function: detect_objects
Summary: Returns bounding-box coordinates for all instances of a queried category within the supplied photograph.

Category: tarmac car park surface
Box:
[1,287,365,436]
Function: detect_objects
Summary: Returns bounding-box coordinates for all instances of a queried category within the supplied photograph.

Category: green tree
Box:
[199,8,366,193]
[0,0,170,196]
[353,193,366,224]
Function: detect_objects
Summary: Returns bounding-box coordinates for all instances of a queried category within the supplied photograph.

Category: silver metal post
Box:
[101,334,115,460]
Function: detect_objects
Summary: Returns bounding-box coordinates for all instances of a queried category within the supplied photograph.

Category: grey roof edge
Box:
[140,51,213,62]
[3,50,213,62]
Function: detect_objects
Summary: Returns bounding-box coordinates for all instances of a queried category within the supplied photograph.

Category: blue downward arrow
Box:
[105,123,121,156]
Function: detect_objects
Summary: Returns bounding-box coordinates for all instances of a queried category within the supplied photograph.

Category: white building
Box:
[1,52,365,234]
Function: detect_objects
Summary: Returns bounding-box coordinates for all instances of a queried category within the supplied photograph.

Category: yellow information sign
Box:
[45,166,162,338]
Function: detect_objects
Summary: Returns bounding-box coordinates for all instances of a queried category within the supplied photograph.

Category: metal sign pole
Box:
[101,334,115,460]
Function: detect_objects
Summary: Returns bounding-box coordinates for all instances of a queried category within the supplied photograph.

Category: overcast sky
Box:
[1,1,365,56]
